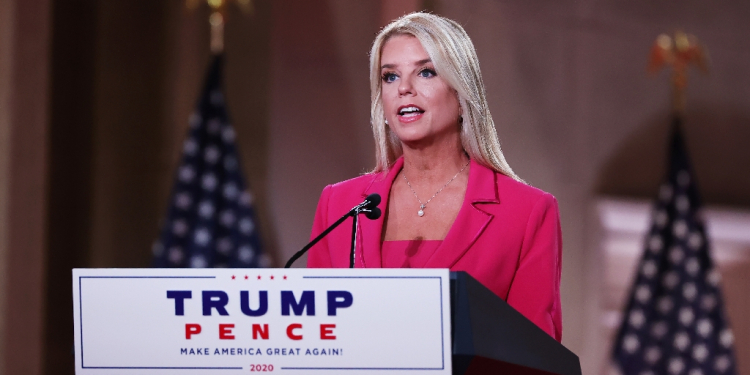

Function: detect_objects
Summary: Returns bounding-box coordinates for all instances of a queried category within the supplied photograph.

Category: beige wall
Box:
[0,0,12,370]
[0,0,51,374]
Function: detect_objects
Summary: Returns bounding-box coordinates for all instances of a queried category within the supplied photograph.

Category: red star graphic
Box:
[257,275,261,280]
[283,275,287,280]
[231,275,236,280]
[270,275,275,280]
[244,275,248,280]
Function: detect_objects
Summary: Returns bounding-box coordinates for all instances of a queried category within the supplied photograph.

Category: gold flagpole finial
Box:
[648,31,709,114]
[186,0,254,55]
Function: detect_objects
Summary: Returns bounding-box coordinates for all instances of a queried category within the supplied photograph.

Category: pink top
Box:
[381,240,443,268]
[307,157,563,342]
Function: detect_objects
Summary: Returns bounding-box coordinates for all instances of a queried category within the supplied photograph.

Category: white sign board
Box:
[73,268,452,374]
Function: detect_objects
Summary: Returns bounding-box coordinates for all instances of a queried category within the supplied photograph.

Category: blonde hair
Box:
[369,12,522,182]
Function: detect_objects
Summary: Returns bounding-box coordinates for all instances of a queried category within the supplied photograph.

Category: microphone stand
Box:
[284,195,381,269]
[350,207,360,268]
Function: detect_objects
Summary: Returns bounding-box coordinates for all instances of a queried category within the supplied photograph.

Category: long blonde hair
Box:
[369,12,521,182]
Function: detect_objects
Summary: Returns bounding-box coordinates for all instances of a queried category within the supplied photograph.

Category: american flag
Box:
[153,55,267,269]
[612,117,737,375]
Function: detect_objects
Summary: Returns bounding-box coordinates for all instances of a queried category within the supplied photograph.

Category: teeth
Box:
[399,106,421,115]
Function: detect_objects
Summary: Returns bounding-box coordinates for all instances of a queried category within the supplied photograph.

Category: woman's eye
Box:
[418,69,436,78]
[382,72,398,83]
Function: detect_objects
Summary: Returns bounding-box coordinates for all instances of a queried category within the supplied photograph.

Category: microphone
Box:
[364,207,381,220]
[360,193,382,220]
[284,193,383,268]
[363,193,381,209]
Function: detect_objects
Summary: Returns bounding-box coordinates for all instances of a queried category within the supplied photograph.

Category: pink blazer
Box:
[307,157,563,342]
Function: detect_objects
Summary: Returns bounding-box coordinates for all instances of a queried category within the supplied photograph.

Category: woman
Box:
[307,13,563,342]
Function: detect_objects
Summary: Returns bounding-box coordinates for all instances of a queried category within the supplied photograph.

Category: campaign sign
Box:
[73,268,451,374]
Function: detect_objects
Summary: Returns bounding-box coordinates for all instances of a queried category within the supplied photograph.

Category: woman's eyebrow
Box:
[415,58,432,66]
[380,59,432,71]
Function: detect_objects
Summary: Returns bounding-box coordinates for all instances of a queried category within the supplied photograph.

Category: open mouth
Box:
[397,105,425,119]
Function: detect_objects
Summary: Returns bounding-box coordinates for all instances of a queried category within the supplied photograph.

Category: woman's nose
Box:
[398,77,414,96]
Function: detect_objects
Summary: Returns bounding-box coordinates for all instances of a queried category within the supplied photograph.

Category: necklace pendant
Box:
[418,204,425,217]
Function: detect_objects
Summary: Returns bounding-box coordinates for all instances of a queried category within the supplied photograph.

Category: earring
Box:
[385,119,389,125]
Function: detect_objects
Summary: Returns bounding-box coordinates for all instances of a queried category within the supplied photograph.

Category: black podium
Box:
[450,272,581,375]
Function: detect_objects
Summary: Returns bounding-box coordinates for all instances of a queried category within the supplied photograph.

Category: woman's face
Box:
[380,35,461,146]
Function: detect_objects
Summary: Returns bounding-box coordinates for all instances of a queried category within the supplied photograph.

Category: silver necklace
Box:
[403,161,470,217]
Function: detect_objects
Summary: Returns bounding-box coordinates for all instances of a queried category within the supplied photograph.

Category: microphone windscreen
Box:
[365,193,381,207]
[365,207,382,220]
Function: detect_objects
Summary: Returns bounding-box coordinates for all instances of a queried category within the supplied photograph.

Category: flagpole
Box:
[209,7,224,54]
[186,0,255,55]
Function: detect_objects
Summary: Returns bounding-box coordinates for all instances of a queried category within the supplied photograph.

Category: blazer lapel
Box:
[424,159,499,269]
[358,157,404,268]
